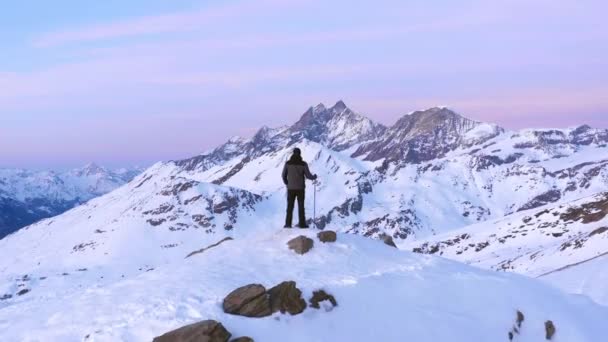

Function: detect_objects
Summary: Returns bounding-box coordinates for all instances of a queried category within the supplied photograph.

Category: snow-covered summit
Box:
[289,100,387,151]
[353,106,503,162]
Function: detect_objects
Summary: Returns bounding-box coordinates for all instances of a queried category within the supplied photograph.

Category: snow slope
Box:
[542,254,608,306]
[1,229,607,341]
[409,192,608,305]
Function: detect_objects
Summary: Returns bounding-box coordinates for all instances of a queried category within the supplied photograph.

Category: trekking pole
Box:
[313,181,317,229]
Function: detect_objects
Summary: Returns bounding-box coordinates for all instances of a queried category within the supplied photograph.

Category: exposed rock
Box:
[317,230,337,243]
[560,193,608,224]
[222,284,272,317]
[186,237,234,258]
[545,320,556,340]
[287,236,314,255]
[379,233,397,248]
[230,337,254,342]
[153,320,231,342]
[309,290,338,310]
[518,190,562,212]
[589,226,608,237]
[268,281,307,315]
[516,310,525,327]
[16,289,30,296]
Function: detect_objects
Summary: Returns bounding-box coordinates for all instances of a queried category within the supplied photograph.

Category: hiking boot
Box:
[298,224,309,229]
[284,225,292,229]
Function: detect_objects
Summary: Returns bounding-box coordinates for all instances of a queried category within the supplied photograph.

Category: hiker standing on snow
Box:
[282,148,317,228]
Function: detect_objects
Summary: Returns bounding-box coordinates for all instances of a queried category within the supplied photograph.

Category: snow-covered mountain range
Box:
[0,163,142,239]
[1,101,607,341]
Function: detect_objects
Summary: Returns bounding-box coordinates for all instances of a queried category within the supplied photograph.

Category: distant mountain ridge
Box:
[6,100,607,243]
[0,163,142,239]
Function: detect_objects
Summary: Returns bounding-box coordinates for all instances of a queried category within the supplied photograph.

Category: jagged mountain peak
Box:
[70,162,110,178]
[287,101,386,151]
[331,99,348,112]
[353,106,503,163]
[82,162,107,175]
[394,106,478,131]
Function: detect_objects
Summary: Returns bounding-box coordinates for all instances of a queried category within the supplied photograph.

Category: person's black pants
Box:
[286,189,306,227]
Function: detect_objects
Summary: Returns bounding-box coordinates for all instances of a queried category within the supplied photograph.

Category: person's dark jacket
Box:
[282,155,316,190]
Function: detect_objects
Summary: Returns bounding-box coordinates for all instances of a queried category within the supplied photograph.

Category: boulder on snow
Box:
[16,289,30,296]
[222,284,272,317]
[379,233,397,248]
[545,320,556,340]
[152,320,231,342]
[230,337,254,342]
[317,230,337,243]
[287,236,314,255]
[268,281,307,315]
[309,290,338,310]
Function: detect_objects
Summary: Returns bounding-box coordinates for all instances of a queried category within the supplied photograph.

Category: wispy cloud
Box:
[31,0,306,47]
[4,0,608,166]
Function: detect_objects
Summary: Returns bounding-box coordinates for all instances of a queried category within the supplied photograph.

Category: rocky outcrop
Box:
[379,233,397,248]
[268,281,307,315]
[186,237,234,258]
[287,236,314,255]
[198,282,304,328]
[317,230,337,243]
[545,320,556,340]
[16,289,30,296]
[309,290,338,310]
[223,281,307,317]
[222,284,272,318]
[153,320,231,342]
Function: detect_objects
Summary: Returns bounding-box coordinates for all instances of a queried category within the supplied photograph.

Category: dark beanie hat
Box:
[293,147,301,155]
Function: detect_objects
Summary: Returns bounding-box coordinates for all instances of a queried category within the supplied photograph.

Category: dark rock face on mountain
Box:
[152,320,232,342]
[353,107,502,163]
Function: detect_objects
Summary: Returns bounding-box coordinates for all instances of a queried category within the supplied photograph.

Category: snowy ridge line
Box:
[537,250,608,278]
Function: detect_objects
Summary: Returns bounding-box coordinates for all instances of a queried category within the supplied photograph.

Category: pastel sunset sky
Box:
[1,0,607,168]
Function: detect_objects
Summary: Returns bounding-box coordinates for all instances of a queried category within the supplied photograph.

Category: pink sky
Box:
[1,0,607,168]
